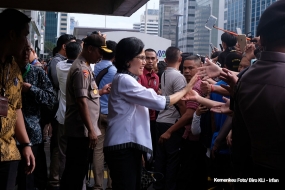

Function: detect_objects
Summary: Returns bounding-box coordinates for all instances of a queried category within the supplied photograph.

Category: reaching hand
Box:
[200,81,211,96]
[210,97,232,115]
[245,43,256,60]
[22,147,35,174]
[219,68,238,97]
[197,58,222,80]
[181,89,199,101]
[186,74,199,92]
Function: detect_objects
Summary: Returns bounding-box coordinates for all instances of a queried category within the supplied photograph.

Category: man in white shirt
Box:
[55,42,82,179]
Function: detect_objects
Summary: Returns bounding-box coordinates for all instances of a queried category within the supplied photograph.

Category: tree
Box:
[44,41,55,57]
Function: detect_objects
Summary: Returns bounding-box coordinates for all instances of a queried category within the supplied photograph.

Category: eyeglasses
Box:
[135,55,146,61]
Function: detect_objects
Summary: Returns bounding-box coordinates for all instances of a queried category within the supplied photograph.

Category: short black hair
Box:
[52,47,58,57]
[260,26,285,47]
[66,42,81,60]
[76,39,83,45]
[102,40,117,60]
[165,46,180,64]
[91,31,99,35]
[179,52,193,73]
[157,61,167,80]
[114,37,144,72]
[56,34,76,52]
[0,9,31,39]
[145,48,157,55]
[184,55,201,66]
[225,51,242,72]
[221,32,237,48]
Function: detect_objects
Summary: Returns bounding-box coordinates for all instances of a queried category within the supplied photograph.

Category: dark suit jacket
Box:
[234,51,285,171]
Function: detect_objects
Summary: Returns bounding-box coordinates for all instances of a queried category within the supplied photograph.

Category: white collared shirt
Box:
[104,73,167,153]
[56,60,72,124]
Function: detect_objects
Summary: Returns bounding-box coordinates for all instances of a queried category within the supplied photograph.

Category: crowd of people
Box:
[0,1,285,190]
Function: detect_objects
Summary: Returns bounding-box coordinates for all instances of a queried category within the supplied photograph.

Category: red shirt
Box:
[139,68,160,121]
[182,79,202,140]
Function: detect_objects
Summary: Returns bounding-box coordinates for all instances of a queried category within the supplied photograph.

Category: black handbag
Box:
[140,167,164,190]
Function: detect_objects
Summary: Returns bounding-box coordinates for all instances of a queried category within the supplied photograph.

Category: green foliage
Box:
[44,41,55,56]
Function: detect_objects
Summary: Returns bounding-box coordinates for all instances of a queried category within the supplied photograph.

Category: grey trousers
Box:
[92,114,112,190]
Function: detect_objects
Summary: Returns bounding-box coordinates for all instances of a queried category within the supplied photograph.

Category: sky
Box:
[70,0,159,29]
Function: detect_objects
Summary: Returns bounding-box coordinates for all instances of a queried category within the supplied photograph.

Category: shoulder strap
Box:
[95,65,112,86]
[163,71,181,116]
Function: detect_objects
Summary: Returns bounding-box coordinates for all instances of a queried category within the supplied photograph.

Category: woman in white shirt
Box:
[104,37,194,190]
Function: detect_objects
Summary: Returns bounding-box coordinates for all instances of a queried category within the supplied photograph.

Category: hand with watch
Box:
[20,142,35,174]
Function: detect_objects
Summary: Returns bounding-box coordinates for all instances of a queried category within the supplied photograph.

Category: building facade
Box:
[193,0,211,56]
[133,9,159,35]
[250,0,276,36]
[58,12,70,36]
[70,17,79,35]
[159,0,180,46]
[210,0,225,49]
[177,0,196,53]
[224,0,276,37]
[45,12,58,45]
[44,12,58,57]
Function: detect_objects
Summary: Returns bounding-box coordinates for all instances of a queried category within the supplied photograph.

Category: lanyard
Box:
[22,64,31,78]
[1,63,11,97]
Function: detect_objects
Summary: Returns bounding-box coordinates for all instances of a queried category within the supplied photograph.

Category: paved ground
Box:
[43,140,155,190]
[15,140,215,189]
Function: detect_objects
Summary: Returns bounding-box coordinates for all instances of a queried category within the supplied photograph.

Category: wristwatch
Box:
[21,142,33,147]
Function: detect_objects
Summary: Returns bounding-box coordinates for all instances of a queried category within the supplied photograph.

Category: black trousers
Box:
[211,153,232,190]
[105,148,143,190]
[34,142,48,190]
[60,137,90,190]
[150,120,157,161]
[143,120,157,171]
[0,160,19,190]
[176,139,207,190]
[17,144,39,190]
[153,122,182,190]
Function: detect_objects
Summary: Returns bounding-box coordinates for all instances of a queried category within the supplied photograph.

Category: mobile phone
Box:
[216,61,221,67]
[237,34,247,52]
[205,15,217,30]
[209,43,214,51]
[219,44,223,51]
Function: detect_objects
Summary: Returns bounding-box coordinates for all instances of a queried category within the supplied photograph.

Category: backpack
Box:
[94,65,112,86]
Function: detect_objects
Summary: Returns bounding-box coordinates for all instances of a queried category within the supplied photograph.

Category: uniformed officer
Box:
[60,34,112,190]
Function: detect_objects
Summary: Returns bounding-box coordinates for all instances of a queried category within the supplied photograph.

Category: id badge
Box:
[0,96,8,117]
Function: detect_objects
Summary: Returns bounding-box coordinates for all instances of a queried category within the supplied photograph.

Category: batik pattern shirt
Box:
[0,57,23,161]
[22,64,56,145]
